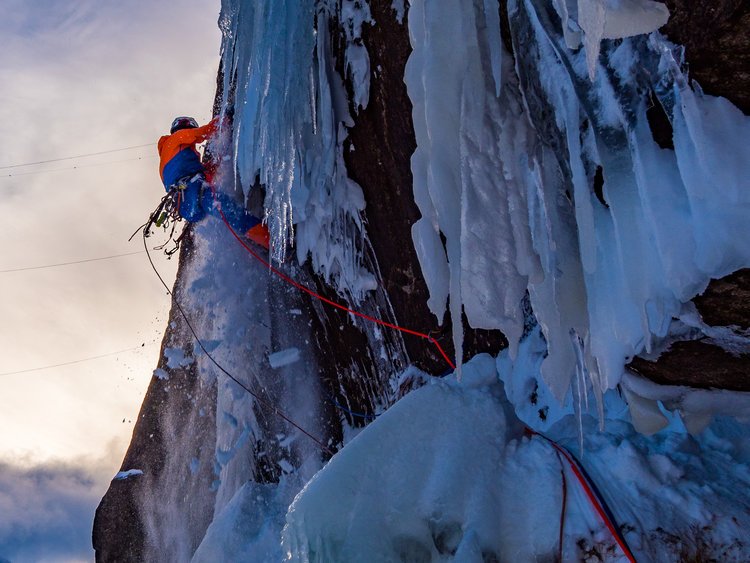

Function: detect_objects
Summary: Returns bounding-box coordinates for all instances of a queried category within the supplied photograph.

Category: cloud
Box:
[0,0,220,461]
[0,457,113,562]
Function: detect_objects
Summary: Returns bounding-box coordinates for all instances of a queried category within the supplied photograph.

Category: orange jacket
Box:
[157,118,217,187]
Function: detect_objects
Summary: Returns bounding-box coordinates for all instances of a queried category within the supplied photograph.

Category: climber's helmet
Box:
[170,116,199,134]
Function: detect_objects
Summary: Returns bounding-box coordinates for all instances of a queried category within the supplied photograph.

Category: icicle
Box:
[571,329,588,455]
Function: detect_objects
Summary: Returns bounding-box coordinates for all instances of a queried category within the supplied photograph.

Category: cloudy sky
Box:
[0,0,221,559]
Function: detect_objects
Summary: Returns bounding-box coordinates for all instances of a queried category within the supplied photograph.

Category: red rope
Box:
[530,430,637,563]
[196,183,641,561]
[209,186,637,559]
[553,449,568,561]
[209,185,456,370]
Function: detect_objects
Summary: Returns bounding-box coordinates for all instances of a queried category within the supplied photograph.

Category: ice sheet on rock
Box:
[114,469,143,480]
[406,0,463,358]
[217,1,315,260]
[340,0,373,111]
[406,0,542,368]
[217,0,375,302]
[268,347,301,369]
[405,0,750,405]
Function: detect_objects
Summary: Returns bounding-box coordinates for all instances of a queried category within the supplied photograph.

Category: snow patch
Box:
[282,367,563,561]
[280,354,750,561]
[163,347,194,369]
[153,368,169,381]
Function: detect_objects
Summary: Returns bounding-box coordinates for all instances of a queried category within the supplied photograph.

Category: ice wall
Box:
[217,0,376,302]
[405,0,750,404]
[406,0,547,378]
[117,1,750,559]
[282,355,750,562]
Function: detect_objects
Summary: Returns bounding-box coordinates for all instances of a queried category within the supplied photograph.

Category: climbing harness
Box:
[130,183,186,256]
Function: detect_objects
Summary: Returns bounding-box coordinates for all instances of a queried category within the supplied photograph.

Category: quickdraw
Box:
[130,182,187,257]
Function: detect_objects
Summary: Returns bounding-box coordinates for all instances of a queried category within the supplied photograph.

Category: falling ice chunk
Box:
[268,347,301,369]
[278,459,294,474]
[114,469,144,480]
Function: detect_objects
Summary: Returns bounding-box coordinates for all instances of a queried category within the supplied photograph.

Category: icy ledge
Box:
[280,355,750,562]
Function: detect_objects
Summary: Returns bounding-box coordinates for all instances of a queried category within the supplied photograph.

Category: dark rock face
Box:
[343,2,432,367]
[694,269,750,330]
[345,0,506,372]
[661,0,750,114]
[630,269,750,392]
[93,478,146,562]
[631,340,750,392]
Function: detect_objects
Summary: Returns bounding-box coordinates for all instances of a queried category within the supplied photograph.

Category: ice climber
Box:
[158,116,270,249]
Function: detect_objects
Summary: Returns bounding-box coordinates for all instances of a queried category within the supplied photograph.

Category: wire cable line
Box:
[0,143,156,170]
[1,155,157,178]
[0,343,159,377]
[0,251,144,273]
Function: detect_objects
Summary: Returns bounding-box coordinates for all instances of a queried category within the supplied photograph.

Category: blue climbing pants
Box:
[177,174,261,233]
